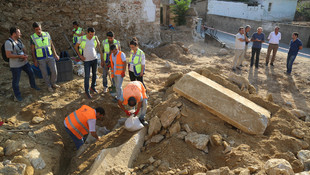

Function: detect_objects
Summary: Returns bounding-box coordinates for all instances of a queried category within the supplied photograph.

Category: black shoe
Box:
[85,92,92,99]
[255,66,259,69]
[90,87,98,93]
[239,64,243,67]
[265,63,268,66]
[237,67,241,70]
[32,86,41,91]
[139,118,148,126]
[270,63,274,66]
[232,68,236,72]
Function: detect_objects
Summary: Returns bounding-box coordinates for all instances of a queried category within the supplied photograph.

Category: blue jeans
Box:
[65,127,84,150]
[139,99,148,120]
[11,63,37,99]
[102,67,115,88]
[286,54,297,74]
[250,47,261,68]
[84,59,97,93]
[114,75,123,100]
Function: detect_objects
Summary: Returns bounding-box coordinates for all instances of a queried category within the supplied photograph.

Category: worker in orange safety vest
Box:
[64,105,105,149]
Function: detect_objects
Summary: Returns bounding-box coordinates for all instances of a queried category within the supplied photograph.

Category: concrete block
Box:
[173,71,270,135]
[89,128,147,174]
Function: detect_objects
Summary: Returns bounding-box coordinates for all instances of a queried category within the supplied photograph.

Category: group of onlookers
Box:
[233,25,303,75]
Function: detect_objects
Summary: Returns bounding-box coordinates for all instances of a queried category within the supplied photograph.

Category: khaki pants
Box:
[233,49,245,69]
[244,44,249,59]
[266,44,279,64]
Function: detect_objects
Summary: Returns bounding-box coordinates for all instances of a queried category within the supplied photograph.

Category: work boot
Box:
[48,86,54,92]
[52,84,60,89]
[14,96,23,102]
[139,118,148,126]
[90,87,98,93]
[103,87,108,93]
[270,63,274,67]
[32,86,41,91]
[85,92,92,99]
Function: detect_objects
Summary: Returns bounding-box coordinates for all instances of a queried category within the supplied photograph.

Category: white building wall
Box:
[207,0,298,22]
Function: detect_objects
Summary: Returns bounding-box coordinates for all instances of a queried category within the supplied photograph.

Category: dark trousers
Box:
[84,59,97,93]
[65,127,84,150]
[11,63,37,98]
[129,71,146,89]
[286,54,297,74]
[250,48,261,68]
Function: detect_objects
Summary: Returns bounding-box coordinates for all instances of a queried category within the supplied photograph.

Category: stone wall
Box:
[0,0,160,56]
[206,14,310,47]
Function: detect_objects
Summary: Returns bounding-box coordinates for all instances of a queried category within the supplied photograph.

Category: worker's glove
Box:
[121,72,125,78]
[125,110,131,116]
[134,109,140,116]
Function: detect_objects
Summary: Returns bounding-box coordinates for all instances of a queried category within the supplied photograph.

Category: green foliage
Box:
[171,0,191,26]
[296,2,310,20]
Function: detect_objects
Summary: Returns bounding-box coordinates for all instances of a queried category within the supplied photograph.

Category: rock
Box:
[306,116,310,122]
[291,109,308,120]
[182,124,191,133]
[264,159,294,175]
[151,134,164,143]
[169,121,181,136]
[304,159,310,171]
[291,159,304,173]
[222,141,232,154]
[301,141,309,149]
[4,140,27,156]
[165,61,171,69]
[139,164,146,169]
[266,94,273,102]
[148,116,162,136]
[12,156,34,175]
[31,117,44,124]
[148,157,155,164]
[176,131,187,140]
[210,134,222,146]
[158,160,170,172]
[298,150,310,169]
[25,149,46,170]
[206,166,234,175]
[178,169,189,174]
[217,48,229,56]
[248,165,260,173]
[295,171,310,175]
[292,129,305,139]
[237,168,250,175]
[160,107,180,128]
[0,147,3,156]
[0,162,26,175]
[173,71,271,135]
[153,160,161,167]
[165,72,183,87]
[185,132,210,152]
[194,173,206,175]
[228,72,251,92]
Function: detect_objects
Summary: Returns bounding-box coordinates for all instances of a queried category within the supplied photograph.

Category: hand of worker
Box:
[20,55,28,60]
[139,72,143,77]
[80,56,86,61]
[101,62,104,68]
[55,55,60,61]
[125,110,131,116]
[121,72,125,78]
[134,109,140,116]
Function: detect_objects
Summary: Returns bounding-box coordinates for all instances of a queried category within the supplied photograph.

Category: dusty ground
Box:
[0,26,310,174]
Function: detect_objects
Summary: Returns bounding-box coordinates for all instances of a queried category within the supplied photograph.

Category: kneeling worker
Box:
[64,105,105,149]
[118,81,148,126]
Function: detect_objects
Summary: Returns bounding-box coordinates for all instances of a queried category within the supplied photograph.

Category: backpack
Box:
[1,39,22,62]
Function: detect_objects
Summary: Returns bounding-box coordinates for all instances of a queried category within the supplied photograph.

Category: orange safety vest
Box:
[123,81,147,105]
[64,105,96,139]
[110,51,125,78]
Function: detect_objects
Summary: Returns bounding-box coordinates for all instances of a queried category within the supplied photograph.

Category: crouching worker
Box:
[64,105,105,150]
[118,81,148,126]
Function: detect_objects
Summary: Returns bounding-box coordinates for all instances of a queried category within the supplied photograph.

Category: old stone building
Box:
[0,0,160,55]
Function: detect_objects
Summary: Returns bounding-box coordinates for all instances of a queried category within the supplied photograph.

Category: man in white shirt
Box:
[266,26,281,66]
[233,27,246,71]
[75,28,104,99]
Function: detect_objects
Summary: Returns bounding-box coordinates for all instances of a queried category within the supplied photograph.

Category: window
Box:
[268,3,272,12]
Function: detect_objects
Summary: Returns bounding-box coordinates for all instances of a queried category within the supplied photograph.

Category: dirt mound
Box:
[152,42,192,65]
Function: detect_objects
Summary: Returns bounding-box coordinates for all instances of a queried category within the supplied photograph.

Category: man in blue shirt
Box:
[286,32,303,75]
[250,27,265,68]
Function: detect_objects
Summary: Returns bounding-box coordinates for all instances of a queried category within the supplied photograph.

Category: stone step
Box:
[173,71,270,135]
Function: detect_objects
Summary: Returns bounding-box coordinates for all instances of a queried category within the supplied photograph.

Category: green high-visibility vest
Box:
[102,39,120,63]
[30,32,52,60]
[129,48,145,76]
[73,27,83,44]
[79,35,98,55]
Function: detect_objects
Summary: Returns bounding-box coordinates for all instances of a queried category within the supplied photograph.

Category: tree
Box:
[171,0,192,26]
